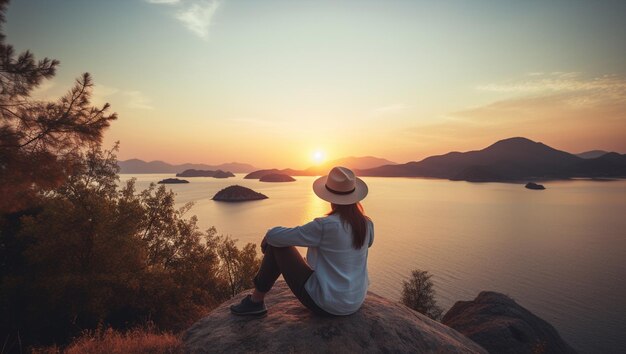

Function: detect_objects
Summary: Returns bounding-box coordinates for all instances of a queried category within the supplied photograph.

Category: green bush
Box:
[401,269,444,321]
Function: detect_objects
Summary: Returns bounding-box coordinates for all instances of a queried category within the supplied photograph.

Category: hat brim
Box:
[312,175,369,205]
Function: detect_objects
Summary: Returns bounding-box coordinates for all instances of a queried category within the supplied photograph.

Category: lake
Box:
[120,174,626,353]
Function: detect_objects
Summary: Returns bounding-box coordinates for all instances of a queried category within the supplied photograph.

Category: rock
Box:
[176,169,235,178]
[184,281,486,354]
[442,291,576,354]
[157,178,189,184]
[525,182,545,190]
[259,173,296,182]
[212,185,268,202]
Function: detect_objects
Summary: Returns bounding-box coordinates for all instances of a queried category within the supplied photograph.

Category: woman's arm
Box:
[265,218,324,248]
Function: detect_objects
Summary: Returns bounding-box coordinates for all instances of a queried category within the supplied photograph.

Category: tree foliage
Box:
[1,145,262,348]
[401,269,444,321]
[0,0,116,213]
[0,2,262,350]
[214,235,262,298]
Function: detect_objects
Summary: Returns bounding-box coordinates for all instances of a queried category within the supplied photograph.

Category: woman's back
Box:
[266,213,374,315]
[306,214,374,315]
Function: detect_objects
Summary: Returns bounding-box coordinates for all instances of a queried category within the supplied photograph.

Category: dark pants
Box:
[253,245,333,316]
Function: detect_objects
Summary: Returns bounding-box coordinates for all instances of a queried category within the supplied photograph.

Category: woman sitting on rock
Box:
[230,166,374,317]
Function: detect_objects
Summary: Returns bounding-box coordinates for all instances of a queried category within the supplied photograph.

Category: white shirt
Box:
[265,213,374,315]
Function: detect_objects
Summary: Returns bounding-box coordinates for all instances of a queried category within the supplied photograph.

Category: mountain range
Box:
[356,137,626,181]
[244,137,626,182]
[243,156,397,179]
[119,139,625,182]
[118,159,256,174]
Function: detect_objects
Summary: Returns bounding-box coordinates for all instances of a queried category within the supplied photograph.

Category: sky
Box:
[6,0,626,169]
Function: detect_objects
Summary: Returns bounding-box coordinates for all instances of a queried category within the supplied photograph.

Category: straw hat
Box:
[312,166,368,205]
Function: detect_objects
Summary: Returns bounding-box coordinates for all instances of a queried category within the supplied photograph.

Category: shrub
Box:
[401,269,444,320]
[33,326,183,354]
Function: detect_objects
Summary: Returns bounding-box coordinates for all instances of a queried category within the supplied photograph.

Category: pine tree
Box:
[0,0,117,213]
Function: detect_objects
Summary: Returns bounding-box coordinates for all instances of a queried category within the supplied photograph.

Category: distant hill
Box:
[576,150,609,159]
[358,137,626,181]
[118,159,256,174]
[327,156,397,170]
[176,169,235,178]
[244,156,395,179]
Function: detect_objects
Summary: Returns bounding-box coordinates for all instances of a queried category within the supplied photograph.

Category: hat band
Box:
[325,184,355,195]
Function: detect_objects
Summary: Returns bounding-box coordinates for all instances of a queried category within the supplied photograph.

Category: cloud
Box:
[93,84,153,110]
[145,0,221,39]
[476,72,626,100]
[144,0,181,4]
[175,0,220,40]
[123,91,154,110]
[403,73,626,154]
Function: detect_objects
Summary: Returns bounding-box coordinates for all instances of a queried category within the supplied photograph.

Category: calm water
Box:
[120,174,626,353]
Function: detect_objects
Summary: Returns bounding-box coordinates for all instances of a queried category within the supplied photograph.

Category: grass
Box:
[32,327,183,354]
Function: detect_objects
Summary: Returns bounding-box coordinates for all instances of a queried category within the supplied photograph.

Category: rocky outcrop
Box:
[212,185,268,202]
[525,182,545,190]
[184,281,486,353]
[259,173,296,182]
[157,178,189,184]
[442,291,576,354]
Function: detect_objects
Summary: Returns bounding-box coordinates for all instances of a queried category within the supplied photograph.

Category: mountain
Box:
[358,137,626,181]
[176,169,235,178]
[576,150,609,159]
[118,159,256,174]
[244,156,396,179]
[326,156,397,170]
[571,152,626,177]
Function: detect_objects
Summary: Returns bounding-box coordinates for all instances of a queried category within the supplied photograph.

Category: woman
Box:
[230,166,374,317]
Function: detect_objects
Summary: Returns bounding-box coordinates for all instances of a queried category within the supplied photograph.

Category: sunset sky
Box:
[7,0,626,169]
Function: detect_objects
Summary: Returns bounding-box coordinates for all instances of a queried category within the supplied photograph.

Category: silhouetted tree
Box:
[0,2,262,350]
[0,144,255,348]
[401,269,444,320]
[0,0,116,213]
[215,235,262,298]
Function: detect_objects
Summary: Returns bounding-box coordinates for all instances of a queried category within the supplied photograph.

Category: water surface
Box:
[121,174,626,353]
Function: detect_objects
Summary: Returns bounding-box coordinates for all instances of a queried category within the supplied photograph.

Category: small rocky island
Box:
[176,169,235,178]
[157,178,189,184]
[259,173,296,182]
[525,182,546,190]
[212,185,268,202]
[213,170,236,178]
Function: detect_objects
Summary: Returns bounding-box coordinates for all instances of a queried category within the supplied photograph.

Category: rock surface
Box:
[442,291,576,354]
[212,185,268,202]
[259,173,296,182]
[184,281,486,354]
[157,178,189,184]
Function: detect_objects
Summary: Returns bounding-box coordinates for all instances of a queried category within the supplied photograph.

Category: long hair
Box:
[327,202,370,249]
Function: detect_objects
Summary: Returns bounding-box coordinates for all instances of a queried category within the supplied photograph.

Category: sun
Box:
[312,150,325,164]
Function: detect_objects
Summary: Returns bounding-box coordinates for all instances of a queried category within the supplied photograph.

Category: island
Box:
[213,170,235,178]
[525,182,545,190]
[259,173,296,182]
[157,178,189,184]
[176,169,235,178]
[212,185,268,202]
